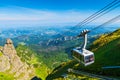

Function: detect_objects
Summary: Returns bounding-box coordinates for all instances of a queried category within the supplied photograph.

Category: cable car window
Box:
[79,55,84,62]
[90,55,94,61]
[73,51,78,57]
[72,51,84,62]
[85,55,94,63]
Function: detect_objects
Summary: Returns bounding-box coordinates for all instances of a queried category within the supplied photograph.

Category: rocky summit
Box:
[0,38,34,80]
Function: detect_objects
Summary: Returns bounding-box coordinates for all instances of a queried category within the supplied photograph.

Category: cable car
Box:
[72,29,94,66]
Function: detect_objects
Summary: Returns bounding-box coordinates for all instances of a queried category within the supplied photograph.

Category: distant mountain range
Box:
[0,26,118,47]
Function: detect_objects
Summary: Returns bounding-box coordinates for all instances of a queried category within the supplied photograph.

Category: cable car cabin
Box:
[72,48,94,66]
[71,29,94,66]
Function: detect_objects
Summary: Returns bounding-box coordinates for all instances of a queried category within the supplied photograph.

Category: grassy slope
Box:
[46,60,78,80]
[46,60,99,80]
[90,29,120,51]
[46,29,120,79]
[16,45,49,80]
[76,28,120,77]
[0,72,14,80]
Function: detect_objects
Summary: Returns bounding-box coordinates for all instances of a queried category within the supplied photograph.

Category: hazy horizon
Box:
[0,0,120,27]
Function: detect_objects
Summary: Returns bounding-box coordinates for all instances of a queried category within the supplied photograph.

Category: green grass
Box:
[30,43,70,69]
[16,44,36,63]
[0,72,14,80]
[16,44,50,79]
[0,52,2,56]
[54,73,100,80]
[94,38,120,66]
[46,60,78,80]
[47,29,120,79]
[75,29,120,77]
[35,64,49,80]
[46,60,100,80]
[90,29,120,51]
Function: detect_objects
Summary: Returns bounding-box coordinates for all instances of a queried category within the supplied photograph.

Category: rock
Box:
[0,55,10,72]
[0,38,35,80]
[3,38,17,59]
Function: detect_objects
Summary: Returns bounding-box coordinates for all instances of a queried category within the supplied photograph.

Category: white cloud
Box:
[0,6,120,27]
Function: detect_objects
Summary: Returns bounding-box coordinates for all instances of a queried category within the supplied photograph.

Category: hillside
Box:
[80,29,120,73]
[46,28,120,79]
[16,44,51,80]
[0,29,119,80]
[0,39,50,80]
[90,28,120,51]
[74,28,120,77]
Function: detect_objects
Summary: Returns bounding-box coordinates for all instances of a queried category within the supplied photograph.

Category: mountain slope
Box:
[90,28,120,51]
[76,28,120,77]
[0,39,49,80]
[90,29,120,66]
[16,44,49,80]
[0,39,35,80]
[46,28,120,79]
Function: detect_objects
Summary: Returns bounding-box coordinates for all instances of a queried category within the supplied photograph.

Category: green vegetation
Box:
[30,44,70,69]
[0,72,14,80]
[40,51,69,69]
[54,73,100,80]
[16,44,70,79]
[90,29,120,51]
[0,46,3,56]
[0,52,2,56]
[47,29,120,79]
[16,44,37,64]
[46,60,100,80]
[46,60,78,80]
[16,44,49,80]
[35,64,49,80]
[75,29,120,77]
[0,28,119,79]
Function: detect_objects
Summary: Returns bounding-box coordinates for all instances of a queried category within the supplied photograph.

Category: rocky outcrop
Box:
[3,39,17,59]
[0,55,10,71]
[0,38,34,80]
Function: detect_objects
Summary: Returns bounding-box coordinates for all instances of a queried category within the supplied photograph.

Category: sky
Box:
[0,0,120,27]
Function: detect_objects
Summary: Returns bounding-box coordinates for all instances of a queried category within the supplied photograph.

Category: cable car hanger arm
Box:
[77,29,90,50]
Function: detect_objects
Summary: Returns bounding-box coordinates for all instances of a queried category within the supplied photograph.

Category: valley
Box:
[0,26,119,80]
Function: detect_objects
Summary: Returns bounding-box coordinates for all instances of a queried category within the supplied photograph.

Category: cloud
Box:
[0,6,120,27]
[0,6,93,25]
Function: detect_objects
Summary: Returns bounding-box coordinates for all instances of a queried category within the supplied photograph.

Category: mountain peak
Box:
[3,38,16,59]
[0,38,35,80]
[6,38,13,44]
